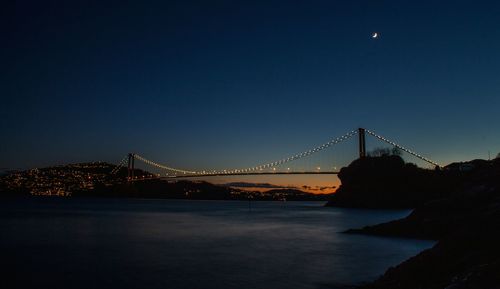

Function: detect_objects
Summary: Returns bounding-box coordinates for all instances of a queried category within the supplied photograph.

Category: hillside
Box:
[0,163,325,201]
[340,157,500,288]
[326,155,461,208]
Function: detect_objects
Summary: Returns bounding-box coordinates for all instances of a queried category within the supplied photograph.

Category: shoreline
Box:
[337,192,500,289]
[324,156,500,288]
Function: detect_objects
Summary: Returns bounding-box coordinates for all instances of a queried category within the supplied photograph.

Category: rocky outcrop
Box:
[347,158,500,289]
[326,155,457,208]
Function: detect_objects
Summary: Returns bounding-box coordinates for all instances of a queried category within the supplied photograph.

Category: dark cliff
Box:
[325,155,456,208]
[344,157,500,289]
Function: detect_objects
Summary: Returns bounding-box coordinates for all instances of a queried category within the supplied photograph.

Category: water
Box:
[0,198,434,289]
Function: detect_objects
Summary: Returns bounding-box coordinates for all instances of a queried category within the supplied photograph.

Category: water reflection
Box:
[0,199,434,289]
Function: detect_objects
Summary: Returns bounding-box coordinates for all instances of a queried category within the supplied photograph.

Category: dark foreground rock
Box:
[353,193,500,289]
[325,155,458,209]
[359,236,500,289]
[346,158,500,289]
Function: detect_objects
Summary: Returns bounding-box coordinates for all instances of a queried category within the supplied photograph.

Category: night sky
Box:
[3,1,500,177]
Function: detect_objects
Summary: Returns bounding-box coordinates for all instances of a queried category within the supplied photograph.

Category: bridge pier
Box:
[127,153,135,181]
[358,128,366,158]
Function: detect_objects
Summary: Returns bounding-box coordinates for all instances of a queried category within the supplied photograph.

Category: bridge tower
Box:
[358,128,366,158]
[127,153,135,181]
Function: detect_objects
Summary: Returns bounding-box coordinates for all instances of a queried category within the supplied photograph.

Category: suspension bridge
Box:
[111,128,440,181]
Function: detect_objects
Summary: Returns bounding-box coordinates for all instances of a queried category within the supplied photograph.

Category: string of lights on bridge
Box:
[364,129,440,167]
[131,129,358,177]
[110,155,128,174]
[112,128,441,178]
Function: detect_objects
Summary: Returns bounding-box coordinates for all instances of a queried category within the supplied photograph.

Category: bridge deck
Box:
[161,171,339,178]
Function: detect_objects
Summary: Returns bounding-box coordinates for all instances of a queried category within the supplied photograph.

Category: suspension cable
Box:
[365,129,440,167]
[111,155,128,174]
[132,129,358,175]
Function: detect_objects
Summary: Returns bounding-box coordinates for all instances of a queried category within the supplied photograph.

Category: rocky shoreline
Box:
[328,155,500,289]
[349,189,500,289]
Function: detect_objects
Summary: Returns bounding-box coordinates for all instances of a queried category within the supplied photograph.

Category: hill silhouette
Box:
[325,155,456,208]
[338,156,500,288]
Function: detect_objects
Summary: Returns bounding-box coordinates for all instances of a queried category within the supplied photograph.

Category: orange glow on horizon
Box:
[233,186,337,195]
[207,175,341,195]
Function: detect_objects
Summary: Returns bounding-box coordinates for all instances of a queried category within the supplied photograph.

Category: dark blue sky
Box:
[2,0,500,170]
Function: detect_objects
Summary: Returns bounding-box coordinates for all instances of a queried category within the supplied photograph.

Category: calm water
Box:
[0,198,434,289]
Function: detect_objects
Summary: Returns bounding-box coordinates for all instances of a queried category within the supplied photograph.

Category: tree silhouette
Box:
[392,147,402,156]
[369,147,391,157]
[369,147,402,157]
